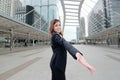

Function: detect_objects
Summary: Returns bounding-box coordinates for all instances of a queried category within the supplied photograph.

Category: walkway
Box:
[0,45,120,80]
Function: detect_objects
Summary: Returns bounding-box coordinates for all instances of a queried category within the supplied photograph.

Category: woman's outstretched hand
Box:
[76,52,96,74]
[87,64,96,74]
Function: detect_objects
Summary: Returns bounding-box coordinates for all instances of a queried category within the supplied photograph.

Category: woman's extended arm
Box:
[76,52,96,74]
[53,33,96,73]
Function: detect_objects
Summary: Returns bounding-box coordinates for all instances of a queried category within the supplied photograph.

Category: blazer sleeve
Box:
[52,33,83,59]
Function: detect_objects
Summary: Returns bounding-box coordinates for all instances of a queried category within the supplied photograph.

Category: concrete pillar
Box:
[27,33,30,46]
[107,33,110,46]
[117,32,120,48]
[32,39,35,47]
[10,28,14,51]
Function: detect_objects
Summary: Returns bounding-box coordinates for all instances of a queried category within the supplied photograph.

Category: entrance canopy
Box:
[0,13,49,41]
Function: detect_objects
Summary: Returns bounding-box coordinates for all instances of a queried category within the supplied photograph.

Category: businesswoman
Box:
[50,19,95,80]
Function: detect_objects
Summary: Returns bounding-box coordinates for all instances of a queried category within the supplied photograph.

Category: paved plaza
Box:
[0,45,120,80]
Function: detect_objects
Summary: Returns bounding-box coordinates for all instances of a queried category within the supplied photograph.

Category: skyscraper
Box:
[109,0,120,27]
[80,17,85,39]
[88,0,107,36]
[21,0,62,32]
[76,26,80,42]
[0,0,22,17]
[88,0,120,36]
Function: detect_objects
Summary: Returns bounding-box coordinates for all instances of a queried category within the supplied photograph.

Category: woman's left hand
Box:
[76,52,96,74]
[87,65,96,74]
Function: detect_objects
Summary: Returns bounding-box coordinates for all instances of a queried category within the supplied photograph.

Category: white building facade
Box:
[0,0,22,17]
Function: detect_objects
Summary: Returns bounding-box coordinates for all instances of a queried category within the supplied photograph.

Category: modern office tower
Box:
[15,5,34,25]
[0,0,22,17]
[15,6,26,23]
[76,17,85,42]
[15,5,48,31]
[88,0,120,36]
[79,17,85,40]
[31,0,60,22]
[76,26,80,42]
[25,5,34,25]
[108,0,120,27]
[88,0,106,36]
[103,0,111,28]
[21,0,63,32]
[102,0,120,28]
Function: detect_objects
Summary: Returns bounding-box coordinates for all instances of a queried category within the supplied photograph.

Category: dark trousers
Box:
[51,66,66,80]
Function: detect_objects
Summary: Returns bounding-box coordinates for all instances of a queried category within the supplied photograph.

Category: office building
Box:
[15,5,34,25]
[76,17,86,43]
[21,0,63,32]
[0,0,22,17]
[15,5,48,32]
[88,0,120,36]
[79,17,85,39]
[108,0,120,27]
[76,26,80,42]
[88,0,107,36]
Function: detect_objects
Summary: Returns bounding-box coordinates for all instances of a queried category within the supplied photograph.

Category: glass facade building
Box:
[0,0,63,32]
[0,0,63,48]
[87,0,120,47]
[0,0,22,17]
[76,17,85,43]
[88,0,120,36]
[79,17,85,40]
[76,26,80,42]
[110,0,120,27]
[88,0,106,36]
[20,0,63,32]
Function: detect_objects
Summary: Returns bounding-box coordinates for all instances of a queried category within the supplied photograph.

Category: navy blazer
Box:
[50,32,83,72]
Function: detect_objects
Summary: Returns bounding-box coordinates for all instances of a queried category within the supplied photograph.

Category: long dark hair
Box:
[49,19,63,36]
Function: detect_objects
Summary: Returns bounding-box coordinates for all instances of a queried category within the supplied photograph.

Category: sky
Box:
[20,0,98,41]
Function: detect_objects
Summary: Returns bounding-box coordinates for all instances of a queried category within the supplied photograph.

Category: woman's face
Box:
[54,21,62,34]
